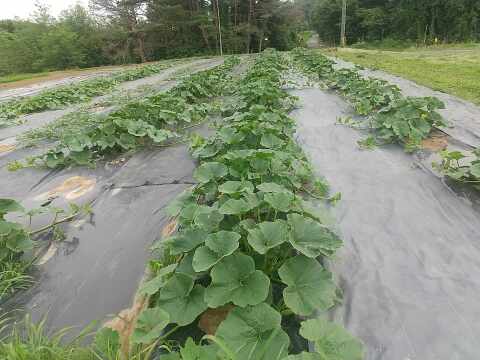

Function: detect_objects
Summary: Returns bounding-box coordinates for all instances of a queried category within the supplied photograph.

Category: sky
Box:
[1,0,89,20]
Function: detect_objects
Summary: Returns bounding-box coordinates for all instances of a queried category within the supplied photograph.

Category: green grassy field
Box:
[0,72,49,84]
[325,45,480,105]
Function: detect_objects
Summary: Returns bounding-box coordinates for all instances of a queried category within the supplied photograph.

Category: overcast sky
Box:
[1,0,89,20]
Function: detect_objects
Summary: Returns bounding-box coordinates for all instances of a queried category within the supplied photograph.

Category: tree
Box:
[90,0,147,62]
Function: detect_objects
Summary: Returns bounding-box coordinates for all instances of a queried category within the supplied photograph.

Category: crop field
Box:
[1,45,480,360]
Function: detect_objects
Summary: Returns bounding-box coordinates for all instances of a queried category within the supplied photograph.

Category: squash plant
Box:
[0,198,91,300]
[433,149,480,190]
[0,61,179,127]
[292,48,447,152]
[121,50,363,359]
[8,57,240,170]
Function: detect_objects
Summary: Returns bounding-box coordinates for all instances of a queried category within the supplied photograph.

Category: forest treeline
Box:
[307,0,480,46]
[1,0,480,76]
[0,0,305,76]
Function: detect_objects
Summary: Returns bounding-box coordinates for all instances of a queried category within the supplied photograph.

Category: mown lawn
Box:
[325,46,480,105]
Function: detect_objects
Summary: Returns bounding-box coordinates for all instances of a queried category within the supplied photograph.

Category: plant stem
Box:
[29,212,79,236]
[159,325,180,341]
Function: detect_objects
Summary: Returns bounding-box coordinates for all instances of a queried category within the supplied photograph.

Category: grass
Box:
[0,260,33,300]
[324,45,480,105]
[0,315,95,360]
[0,72,50,84]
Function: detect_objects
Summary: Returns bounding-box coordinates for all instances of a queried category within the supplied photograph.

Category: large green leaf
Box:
[287,214,342,258]
[300,319,364,360]
[139,263,177,296]
[278,255,337,316]
[205,253,270,307]
[192,231,240,272]
[194,162,228,183]
[218,181,254,194]
[0,199,24,217]
[215,303,290,360]
[257,182,290,193]
[194,206,224,232]
[264,192,295,212]
[131,307,170,344]
[470,163,480,178]
[180,338,218,360]
[165,189,194,217]
[176,253,199,278]
[247,220,290,254]
[261,133,284,149]
[0,220,21,236]
[165,228,207,255]
[157,273,208,326]
[218,198,251,215]
[6,229,34,252]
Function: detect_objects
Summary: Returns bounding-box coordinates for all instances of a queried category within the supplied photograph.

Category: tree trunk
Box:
[247,0,254,53]
[340,0,347,47]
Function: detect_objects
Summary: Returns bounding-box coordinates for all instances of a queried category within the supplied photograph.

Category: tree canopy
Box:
[0,0,479,75]
[0,0,305,75]
[308,0,480,46]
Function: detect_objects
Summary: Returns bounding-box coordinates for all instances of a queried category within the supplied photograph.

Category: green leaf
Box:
[139,264,177,296]
[218,198,251,215]
[180,338,218,360]
[287,214,342,258]
[94,327,120,358]
[180,203,200,222]
[0,220,20,236]
[247,220,290,254]
[470,163,480,178]
[165,228,207,255]
[157,273,208,326]
[70,150,92,166]
[260,133,284,149]
[6,229,34,252]
[278,255,337,316]
[131,307,170,344]
[300,319,364,360]
[194,206,224,232]
[392,120,410,139]
[282,353,323,360]
[205,253,270,307]
[176,253,199,278]
[218,127,245,144]
[218,181,254,194]
[147,128,174,143]
[215,303,290,360]
[264,192,294,212]
[117,133,137,149]
[194,162,228,183]
[165,189,194,217]
[192,231,240,272]
[257,182,290,193]
[0,199,24,216]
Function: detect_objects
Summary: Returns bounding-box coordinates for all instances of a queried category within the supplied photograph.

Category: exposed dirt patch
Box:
[198,305,234,335]
[34,176,96,201]
[0,143,16,154]
[162,219,178,238]
[104,296,148,357]
[422,133,449,152]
